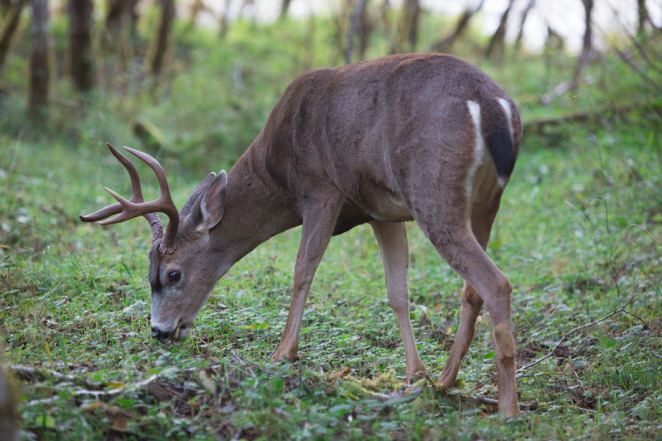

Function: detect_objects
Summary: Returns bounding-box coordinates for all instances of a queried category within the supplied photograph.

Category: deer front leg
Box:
[370,220,426,383]
[270,195,345,362]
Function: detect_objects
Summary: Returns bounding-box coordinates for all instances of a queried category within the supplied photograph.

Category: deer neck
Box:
[209,139,299,269]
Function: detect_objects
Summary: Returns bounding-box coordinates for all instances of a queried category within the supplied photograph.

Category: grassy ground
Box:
[2,106,662,440]
[1,15,662,441]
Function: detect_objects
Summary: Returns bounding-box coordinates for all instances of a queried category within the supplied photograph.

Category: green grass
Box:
[1,12,662,441]
[2,110,661,440]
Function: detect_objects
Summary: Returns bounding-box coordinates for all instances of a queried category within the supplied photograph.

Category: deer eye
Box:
[166,270,181,284]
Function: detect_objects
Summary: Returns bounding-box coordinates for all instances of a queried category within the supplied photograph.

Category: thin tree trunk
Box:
[28,0,50,113]
[145,0,175,78]
[219,0,231,37]
[0,0,24,76]
[345,0,368,64]
[404,0,418,48]
[106,0,129,42]
[279,0,291,19]
[433,0,484,53]
[485,0,514,60]
[69,0,94,91]
[514,0,535,53]
[637,0,649,35]
[358,0,372,61]
[572,0,593,89]
[1,0,12,17]
[188,0,205,25]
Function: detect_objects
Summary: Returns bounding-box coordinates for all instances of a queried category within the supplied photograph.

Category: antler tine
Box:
[79,203,122,222]
[123,147,173,202]
[79,143,179,253]
[123,146,179,253]
[106,143,145,203]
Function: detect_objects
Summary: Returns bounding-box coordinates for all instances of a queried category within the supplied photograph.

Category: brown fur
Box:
[86,53,523,417]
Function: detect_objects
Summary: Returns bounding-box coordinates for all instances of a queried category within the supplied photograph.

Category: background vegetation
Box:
[0,0,661,439]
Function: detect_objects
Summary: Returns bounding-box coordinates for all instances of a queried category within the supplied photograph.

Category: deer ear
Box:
[180,172,216,219]
[199,170,227,231]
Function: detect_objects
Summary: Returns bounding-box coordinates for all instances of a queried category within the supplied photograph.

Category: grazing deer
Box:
[81,53,522,416]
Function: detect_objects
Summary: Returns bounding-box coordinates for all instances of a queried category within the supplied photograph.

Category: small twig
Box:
[517,296,635,372]
[570,335,591,358]
[231,350,256,378]
[477,396,530,411]
[10,364,76,383]
[573,370,585,393]
[620,309,650,330]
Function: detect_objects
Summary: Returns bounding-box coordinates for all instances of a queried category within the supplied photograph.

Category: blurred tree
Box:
[390,0,418,53]
[637,0,649,35]
[145,0,175,78]
[433,0,484,53]
[188,0,204,24]
[68,0,94,92]
[0,0,25,76]
[514,0,535,53]
[28,0,50,113]
[345,0,368,64]
[0,0,11,16]
[485,0,514,60]
[106,0,129,44]
[380,0,390,38]
[219,0,231,37]
[404,0,418,48]
[572,0,593,89]
[279,0,291,20]
[358,0,372,60]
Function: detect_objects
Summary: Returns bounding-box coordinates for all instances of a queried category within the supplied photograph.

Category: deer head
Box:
[81,144,229,341]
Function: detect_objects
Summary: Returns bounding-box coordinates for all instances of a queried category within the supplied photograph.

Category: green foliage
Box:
[1,9,662,441]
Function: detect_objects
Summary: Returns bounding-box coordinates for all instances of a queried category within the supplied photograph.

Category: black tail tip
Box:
[486,128,516,178]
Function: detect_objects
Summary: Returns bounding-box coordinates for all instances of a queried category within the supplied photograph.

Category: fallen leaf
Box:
[327,366,351,381]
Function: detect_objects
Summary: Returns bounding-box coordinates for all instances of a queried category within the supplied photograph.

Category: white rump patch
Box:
[465,100,485,204]
[498,98,513,137]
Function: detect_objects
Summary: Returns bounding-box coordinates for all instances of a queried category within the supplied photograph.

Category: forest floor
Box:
[1,114,661,440]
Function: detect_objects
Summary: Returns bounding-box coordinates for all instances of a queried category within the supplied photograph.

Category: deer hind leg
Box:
[270,193,345,363]
[409,179,517,416]
[438,190,500,388]
[370,220,426,383]
[429,225,517,417]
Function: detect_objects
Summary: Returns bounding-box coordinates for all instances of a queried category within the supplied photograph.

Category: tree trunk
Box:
[1,0,12,17]
[279,0,291,19]
[572,0,593,89]
[106,0,129,41]
[485,0,514,60]
[344,0,368,64]
[637,0,649,35]
[404,0,418,48]
[69,0,94,92]
[514,0,535,53]
[145,0,175,78]
[219,0,231,37]
[0,0,24,76]
[358,0,372,61]
[433,0,484,53]
[28,0,50,113]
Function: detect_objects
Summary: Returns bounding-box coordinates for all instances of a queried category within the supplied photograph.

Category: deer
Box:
[81,53,522,417]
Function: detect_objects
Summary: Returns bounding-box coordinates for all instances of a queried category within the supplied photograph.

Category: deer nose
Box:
[151,327,173,341]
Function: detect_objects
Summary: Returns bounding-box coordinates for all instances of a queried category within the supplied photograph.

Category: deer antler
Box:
[80,143,179,254]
